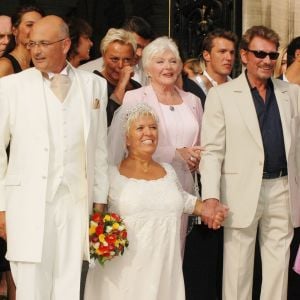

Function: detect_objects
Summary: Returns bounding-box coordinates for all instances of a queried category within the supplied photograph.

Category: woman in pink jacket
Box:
[108,36,203,251]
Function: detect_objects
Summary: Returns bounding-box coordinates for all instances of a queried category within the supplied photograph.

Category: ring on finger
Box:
[189,156,196,162]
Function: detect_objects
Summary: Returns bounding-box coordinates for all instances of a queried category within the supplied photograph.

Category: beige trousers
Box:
[10,185,86,300]
[223,176,293,300]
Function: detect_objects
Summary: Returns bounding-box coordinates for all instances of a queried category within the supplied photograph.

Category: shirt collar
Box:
[203,70,231,86]
[46,64,69,80]
[245,69,273,91]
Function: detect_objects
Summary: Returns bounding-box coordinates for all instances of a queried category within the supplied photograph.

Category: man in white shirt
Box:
[195,29,237,100]
[0,15,108,300]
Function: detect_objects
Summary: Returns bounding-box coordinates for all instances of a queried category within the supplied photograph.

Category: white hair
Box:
[142,36,182,72]
[123,103,159,133]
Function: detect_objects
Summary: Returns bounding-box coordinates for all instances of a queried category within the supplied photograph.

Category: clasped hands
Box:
[176,146,202,172]
[200,198,228,230]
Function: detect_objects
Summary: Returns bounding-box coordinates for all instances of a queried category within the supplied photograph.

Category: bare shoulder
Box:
[0,57,14,77]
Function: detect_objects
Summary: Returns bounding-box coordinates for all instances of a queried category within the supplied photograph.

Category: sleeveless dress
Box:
[3,53,22,73]
[84,163,197,300]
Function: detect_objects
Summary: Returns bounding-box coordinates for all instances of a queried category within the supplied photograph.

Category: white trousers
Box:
[223,176,293,300]
[10,185,86,300]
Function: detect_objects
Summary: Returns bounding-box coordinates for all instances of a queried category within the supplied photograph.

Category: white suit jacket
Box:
[0,66,109,262]
[200,72,300,228]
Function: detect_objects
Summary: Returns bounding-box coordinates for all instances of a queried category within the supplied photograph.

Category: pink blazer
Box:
[122,85,203,166]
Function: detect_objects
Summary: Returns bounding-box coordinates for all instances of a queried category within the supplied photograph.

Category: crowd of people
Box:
[0,3,300,300]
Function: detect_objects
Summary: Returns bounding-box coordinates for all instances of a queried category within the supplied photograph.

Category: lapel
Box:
[272,78,291,156]
[233,73,263,150]
[141,85,169,140]
[71,65,91,143]
[29,69,49,142]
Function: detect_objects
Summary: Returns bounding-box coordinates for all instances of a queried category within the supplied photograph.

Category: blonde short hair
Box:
[124,103,158,133]
[100,28,137,55]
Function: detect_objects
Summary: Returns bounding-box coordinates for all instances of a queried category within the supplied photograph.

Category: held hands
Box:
[199,198,228,230]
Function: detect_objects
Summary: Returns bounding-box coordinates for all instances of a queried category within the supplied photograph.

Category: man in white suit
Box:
[0,15,108,299]
[200,25,300,300]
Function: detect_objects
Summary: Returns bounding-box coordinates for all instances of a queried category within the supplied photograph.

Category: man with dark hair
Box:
[284,36,300,84]
[200,25,300,300]
[122,16,155,66]
[67,17,93,67]
[80,16,154,85]
[182,28,237,300]
[182,28,237,110]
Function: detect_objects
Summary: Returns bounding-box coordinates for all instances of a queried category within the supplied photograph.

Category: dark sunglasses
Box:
[246,49,279,60]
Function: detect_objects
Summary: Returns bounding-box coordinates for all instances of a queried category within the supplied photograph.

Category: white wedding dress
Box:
[84,163,197,300]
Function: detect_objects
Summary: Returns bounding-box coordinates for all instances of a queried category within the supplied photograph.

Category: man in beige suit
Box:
[0,16,108,299]
[200,25,300,300]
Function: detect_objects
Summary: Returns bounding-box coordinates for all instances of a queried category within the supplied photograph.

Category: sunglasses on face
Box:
[246,49,279,60]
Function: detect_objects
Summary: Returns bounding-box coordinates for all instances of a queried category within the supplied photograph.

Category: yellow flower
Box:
[89,226,96,235]
[104,215,111,222]
[99,234,106,243]
[112,223,119,230]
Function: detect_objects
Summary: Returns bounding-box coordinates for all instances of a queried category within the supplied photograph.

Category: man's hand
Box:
[201,198,227,229]
[211,204,229,229]
[0,211,6,239]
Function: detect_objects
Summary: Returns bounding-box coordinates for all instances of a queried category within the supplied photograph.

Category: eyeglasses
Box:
[26,38,67,49]
[247,49,279,60]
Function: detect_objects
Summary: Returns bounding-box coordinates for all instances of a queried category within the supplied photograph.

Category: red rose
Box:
[111,213,121,222]
[120,231,127,239]
[105,234,117,244]
[108,244,115,251]
[99,245,109,255]
[92,212,102,223]
[95,225,104,235]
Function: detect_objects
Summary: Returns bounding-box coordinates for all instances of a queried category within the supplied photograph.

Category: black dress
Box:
[93,70,141,126]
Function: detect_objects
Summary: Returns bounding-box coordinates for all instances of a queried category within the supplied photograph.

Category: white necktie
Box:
[50,74,71,102]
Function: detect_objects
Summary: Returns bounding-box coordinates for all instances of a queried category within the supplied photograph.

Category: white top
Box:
[84,163,197,300]
[194,70,232,95]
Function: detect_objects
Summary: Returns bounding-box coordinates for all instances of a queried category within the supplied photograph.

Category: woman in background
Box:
[67,17,93,68]
[0,5,44,76]
[273,46,287,78]
[94,28,141,126]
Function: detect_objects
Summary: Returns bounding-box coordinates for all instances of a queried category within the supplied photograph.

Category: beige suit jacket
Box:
[0,66,109,262]
[200,72,300,228]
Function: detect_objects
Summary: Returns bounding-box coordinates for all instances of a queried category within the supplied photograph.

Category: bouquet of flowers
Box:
[89,211,129,266]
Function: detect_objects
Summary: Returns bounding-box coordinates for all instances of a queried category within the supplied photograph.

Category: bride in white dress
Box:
[84,104,227,300]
